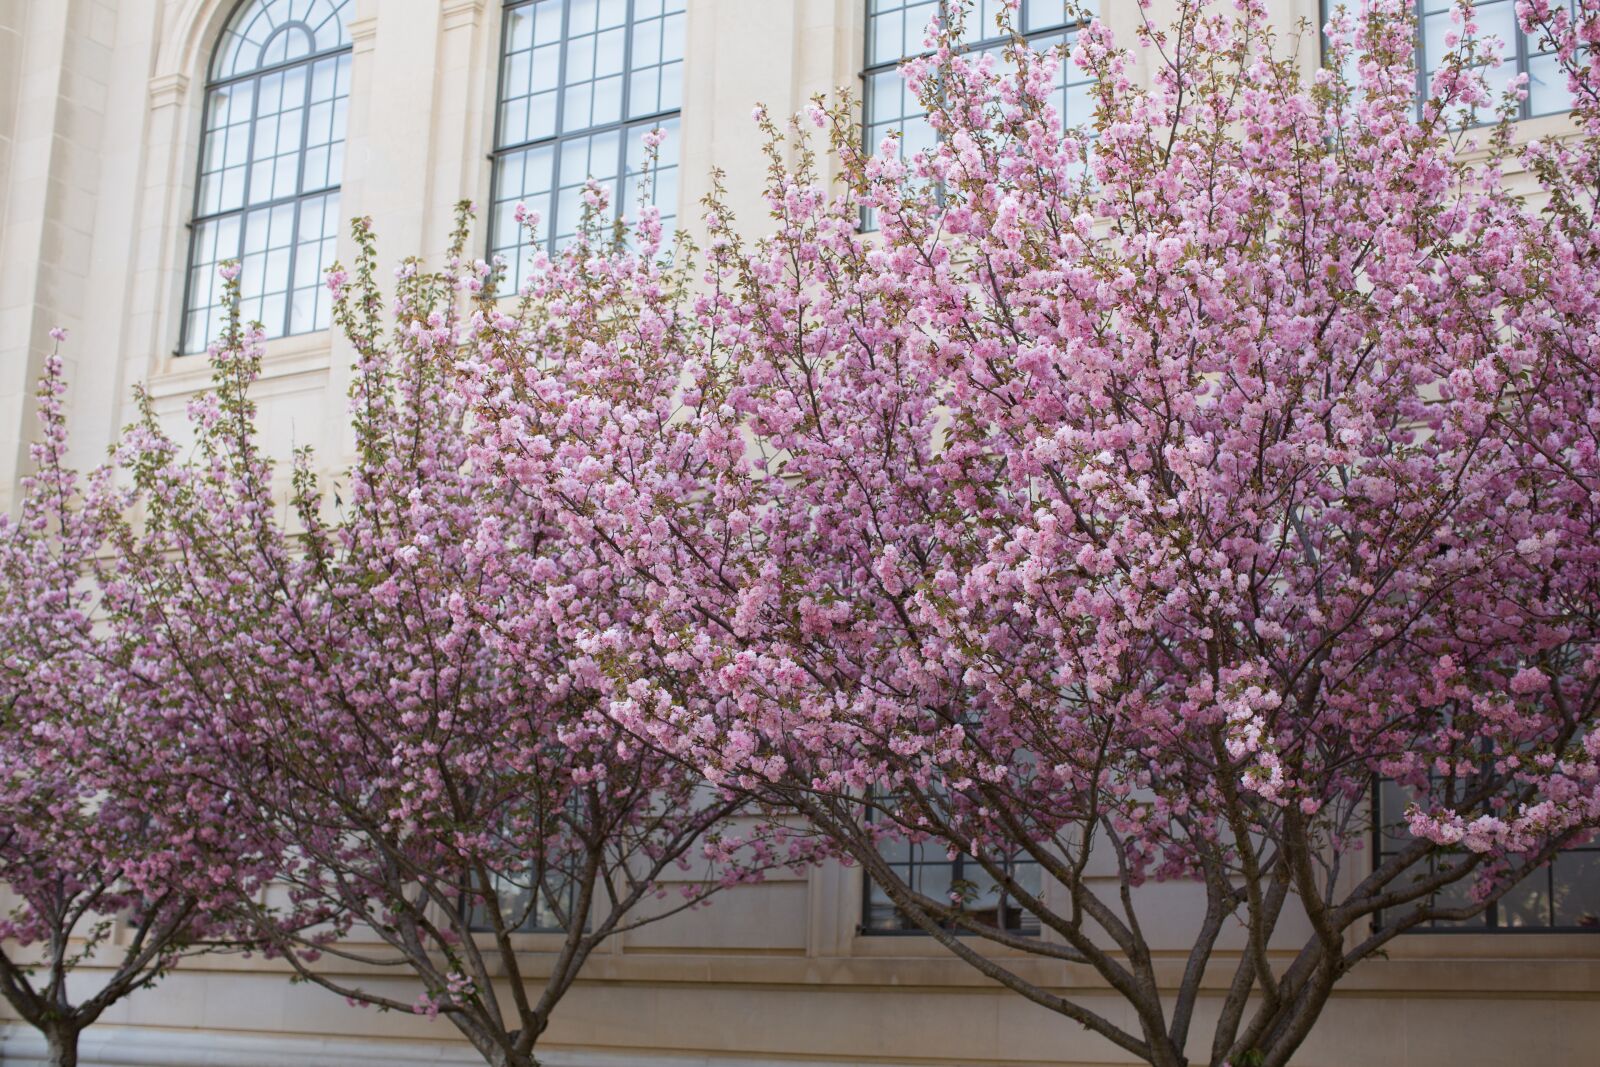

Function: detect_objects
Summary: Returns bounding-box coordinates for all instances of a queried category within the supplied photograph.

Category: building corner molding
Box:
[347,15,378,52]
[147,73,190,110]
[441,0,488,31]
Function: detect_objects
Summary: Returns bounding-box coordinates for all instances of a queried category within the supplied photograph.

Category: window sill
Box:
[148,330,334,399]
[1376,930,1600,961]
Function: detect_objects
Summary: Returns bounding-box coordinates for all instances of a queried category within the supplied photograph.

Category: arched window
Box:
[490,0,686,291]
[181,0,352,353]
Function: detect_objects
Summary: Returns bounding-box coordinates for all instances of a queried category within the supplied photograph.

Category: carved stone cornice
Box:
[147,73,190,110]
[348,15,378,52]
[441,0,488,31]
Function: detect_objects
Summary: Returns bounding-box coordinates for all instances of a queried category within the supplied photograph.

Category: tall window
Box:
[1375,778,1600,931]
[182,0,350,354]
[491,0,685,291]
[862,0,1096,163]
[1416,0,1576,119]
[1322,1,1577,121]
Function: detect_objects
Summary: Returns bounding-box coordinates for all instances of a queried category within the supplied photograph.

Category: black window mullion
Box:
[178,222,206,355]
[1547,860,1557,927]
[492,0,684,273]
[1375,774,1600,933]
[193,188,317,229]
[486,4,514,284]
[210,41,347,92]
[496,103,681,157]
[224,66,265,328]
[1415,0,1430,119]
[549,138,565,254]
[551,0,574,253]
[293,56,315,199]
[284,60,317,336]
[1513,8,1532,122]
[275,196,297,337]
[614,130,628,229]
[618,0,636,217]
[240,68,265,222]
[227,184,247,320]
[555,0,572,139]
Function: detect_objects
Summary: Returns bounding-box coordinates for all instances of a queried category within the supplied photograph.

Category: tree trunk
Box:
[44,1025,80,1067]
[484,1051,538,1067]
[461,1031,538,1067]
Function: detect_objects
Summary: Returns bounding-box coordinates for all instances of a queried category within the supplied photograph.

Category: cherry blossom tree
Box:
[19,206,789,1067]
[0,337,274,1067]
[467,2,1600,1065]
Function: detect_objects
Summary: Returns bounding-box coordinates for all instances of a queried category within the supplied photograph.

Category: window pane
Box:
[1025,0,1097,33]
[960,0,1008,43]
[184,0,350,351]
[1374,778,1598,932]
[1499,866,1553,928]
[491,0,687,277]
[864,880,904,931]
[1528,52,1575,117]
[861,0,1097,231]
[1472,1,1519,63]
[870,11,905,65]
[1552,852,1600,929]
[862,801,1042,936]
[291,192,338,333]
[470,867,578,933]
[213,0,351,80]
[1414,0,1576,123]
[625,117,679,241]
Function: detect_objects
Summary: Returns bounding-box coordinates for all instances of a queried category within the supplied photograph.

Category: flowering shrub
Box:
[4,205,794,1067]
[467,1,1600,1064]
[7,1,1599,1065]
[0,335,275,1067]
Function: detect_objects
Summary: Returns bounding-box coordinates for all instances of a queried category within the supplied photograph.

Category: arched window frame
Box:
[489,0,686,292]
[180,0,352,354]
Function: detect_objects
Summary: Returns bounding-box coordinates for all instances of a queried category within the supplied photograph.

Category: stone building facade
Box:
[0,1,1596,1063]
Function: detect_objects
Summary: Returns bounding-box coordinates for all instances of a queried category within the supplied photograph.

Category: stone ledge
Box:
[0,1025,935,1067]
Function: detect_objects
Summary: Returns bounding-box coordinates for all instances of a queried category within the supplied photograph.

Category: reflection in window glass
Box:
[468,865,581,933]
[1417,0,1577,121]
[1374,777,1600,931]
[862,808,1043,935]
[183,0,351,353]
[492,0,684,291]
[861,1,1096,228]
